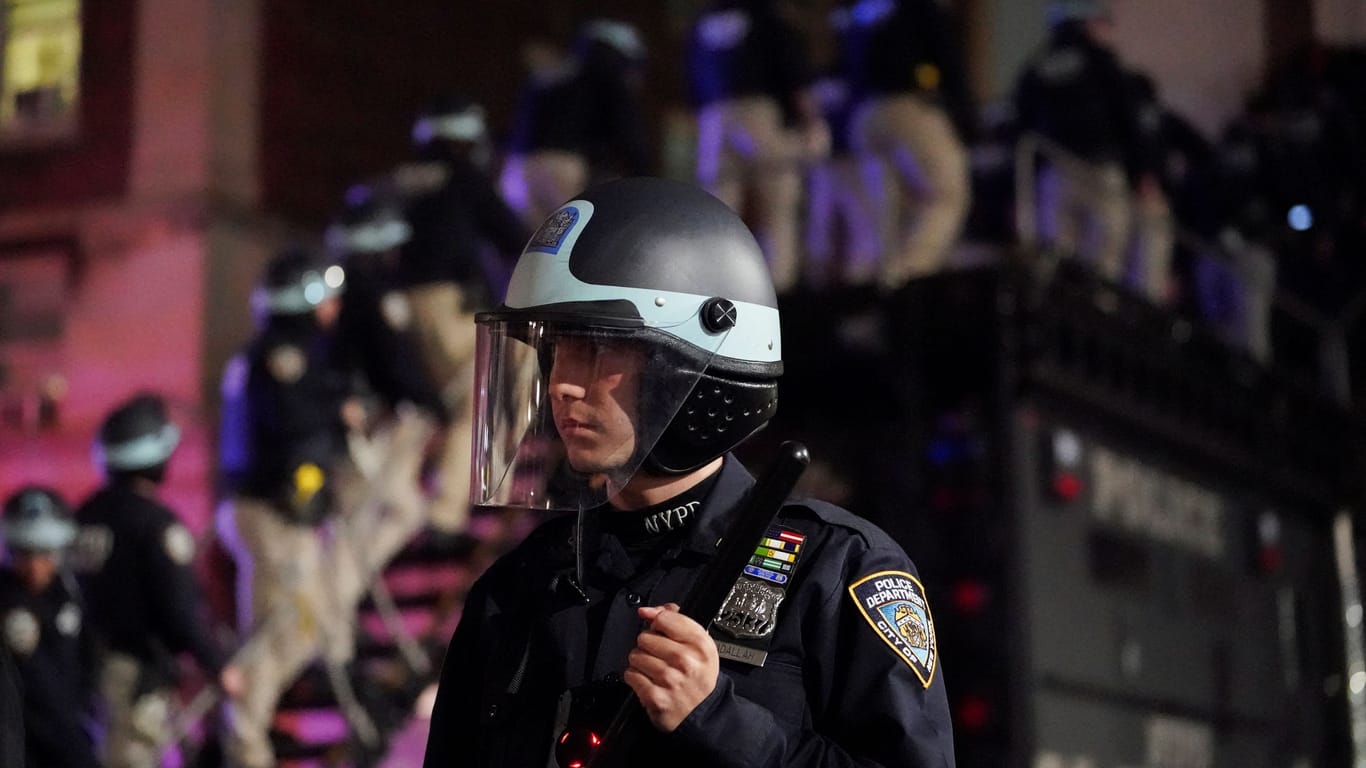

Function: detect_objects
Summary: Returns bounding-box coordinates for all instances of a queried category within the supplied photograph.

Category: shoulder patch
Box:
[267,345,307,383]
[163,523,196,566]
[4,609,39,657]
[848,570,937,687]
[380,291,413,330]
[56,602,82,636]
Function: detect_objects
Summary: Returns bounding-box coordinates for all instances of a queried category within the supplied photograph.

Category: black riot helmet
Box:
[95,392,181,482]
[2,486,76,553]
[251,246,346,321]
[411,95,487,146]
[472,177,781,511]
[324,183,412,258]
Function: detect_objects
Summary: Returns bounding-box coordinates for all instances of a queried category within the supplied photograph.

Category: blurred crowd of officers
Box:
[3,0,1366,765]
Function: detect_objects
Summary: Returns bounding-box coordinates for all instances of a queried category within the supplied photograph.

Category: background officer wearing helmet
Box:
[72,393,241,768]
[396,95,528,535]
[1015,0,1145,281]
[422,178,953,767]
[499,18,652,229]
[834,0,976,289]
[217,247,381,768]
[326,182,450,546]
[327,182,449,428]
[688,0,830,295]
[1,486,99,767]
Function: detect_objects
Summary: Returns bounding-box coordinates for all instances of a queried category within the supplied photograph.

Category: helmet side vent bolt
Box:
[700,297,737,333]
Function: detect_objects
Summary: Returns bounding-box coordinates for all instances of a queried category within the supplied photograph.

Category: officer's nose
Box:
[548,343,592,401]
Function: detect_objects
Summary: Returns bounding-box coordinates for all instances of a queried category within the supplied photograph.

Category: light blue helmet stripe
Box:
[95,422,182,470]
[252,267,345,316]
[2,516,77,551]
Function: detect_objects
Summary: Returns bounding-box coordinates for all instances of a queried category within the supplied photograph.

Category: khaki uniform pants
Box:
[1128,190,1175,304]
[850,94,971,288]
[805,154,882,287]
[99,652,173,768]
[1036,155,1132,282]
[499,150,590,230]
[406,282,477,533]
[696,96,804,293]
[220,411,433,768]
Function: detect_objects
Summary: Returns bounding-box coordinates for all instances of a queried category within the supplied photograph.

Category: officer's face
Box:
[547,336,644,477]
[12,550,57,593]
[314,296,341,329]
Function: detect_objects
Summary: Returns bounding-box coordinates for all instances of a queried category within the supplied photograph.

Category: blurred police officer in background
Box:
[1123,70,1177,305]
[326,182,447,549]
[1015,0,1144,281]
[835,0,976,290]
[396,96,529,536]
[72,393,241,768]
[688,0,830,295]
[422,177,953,767]
[1,486,99,767]
[216,249,373,768]
[500,19,652,229]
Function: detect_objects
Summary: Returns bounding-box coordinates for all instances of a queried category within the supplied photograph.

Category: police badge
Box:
[709,525,806,666]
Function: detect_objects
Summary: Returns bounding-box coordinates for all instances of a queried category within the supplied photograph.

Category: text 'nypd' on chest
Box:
[861,575,927,611]
[643,500,699,534]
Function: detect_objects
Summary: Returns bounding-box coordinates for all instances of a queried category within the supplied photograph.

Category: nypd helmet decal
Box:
[848,570,937,687]
[527,207,581,255]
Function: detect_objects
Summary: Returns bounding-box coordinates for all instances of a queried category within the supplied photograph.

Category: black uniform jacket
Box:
[0,569,100,767]
[1015,23,1141,164]
[424,455,954,767]
[73,485,226,683]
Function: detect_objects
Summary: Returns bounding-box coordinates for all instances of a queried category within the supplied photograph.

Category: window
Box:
[0,0,81,143]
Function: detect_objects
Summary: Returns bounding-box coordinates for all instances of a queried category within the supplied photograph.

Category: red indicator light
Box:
[956,695,992,731]
[1051,471,1082,501]
[952,580,989,614]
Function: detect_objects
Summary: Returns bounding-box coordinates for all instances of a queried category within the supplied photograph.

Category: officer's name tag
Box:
[716,640,768,667]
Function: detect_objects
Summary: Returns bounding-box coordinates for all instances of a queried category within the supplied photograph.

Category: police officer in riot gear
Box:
[688,0,829,295]
[72,394,241,768]
[218,247,387,768]
[1,486,100,767]
[397,96,529,535]
[422,177,954,767]
[500,18,652,229]
[327,182,449,423]
[1015,0,1146,280]
[835,0,976,288]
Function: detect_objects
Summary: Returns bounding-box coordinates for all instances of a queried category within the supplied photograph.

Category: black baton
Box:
[586,441,810,768]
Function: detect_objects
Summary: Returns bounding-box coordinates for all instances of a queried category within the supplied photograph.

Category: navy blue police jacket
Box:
[423,455,955,767]
[0,569,100,767]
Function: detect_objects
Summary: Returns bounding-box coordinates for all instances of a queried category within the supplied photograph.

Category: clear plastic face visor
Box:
[471,318,725,512]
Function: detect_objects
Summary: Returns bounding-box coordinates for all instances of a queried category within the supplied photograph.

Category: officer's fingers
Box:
[636,603,681,624]
[622,668,674,729]
[627,646,683,687]
[634,632,702,676]
[644,607,708,643]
